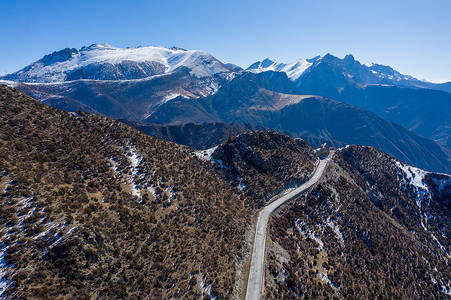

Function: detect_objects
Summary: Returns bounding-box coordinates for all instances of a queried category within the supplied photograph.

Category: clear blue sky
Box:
[1,0,450,82]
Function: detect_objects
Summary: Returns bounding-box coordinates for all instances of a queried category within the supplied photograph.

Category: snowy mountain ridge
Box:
[364,62,417,83]
[2,43,232,83]
[247,54,438,88]
[247,58,314,81]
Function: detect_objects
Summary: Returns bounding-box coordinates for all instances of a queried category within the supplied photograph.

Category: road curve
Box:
[245,158,330,300]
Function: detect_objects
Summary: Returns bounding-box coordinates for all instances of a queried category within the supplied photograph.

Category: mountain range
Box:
[1,44,450,175]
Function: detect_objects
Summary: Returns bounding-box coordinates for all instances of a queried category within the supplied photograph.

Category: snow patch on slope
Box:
[0,243,10,298]
[327,219,345,247]
[395,161,428,191]
[296,219,324,250]
[127,147,142,197]
[0,174,10,194]
[194,146,218,162]
[364,62,416,83]
[394,160,431,208]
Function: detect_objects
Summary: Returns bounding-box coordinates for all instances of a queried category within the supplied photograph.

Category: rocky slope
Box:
[6,66,228,122]
[265,145,450,299]
[0,86,251,299]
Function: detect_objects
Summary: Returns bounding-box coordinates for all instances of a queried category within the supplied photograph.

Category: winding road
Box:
[245,157,330,300]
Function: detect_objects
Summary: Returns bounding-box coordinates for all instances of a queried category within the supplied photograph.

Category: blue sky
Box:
[1,0,450,82]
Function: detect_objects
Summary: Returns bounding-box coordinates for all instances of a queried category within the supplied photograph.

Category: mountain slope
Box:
[265,145,450,299]
[121,121,268,150]
[8,66,227,121]
[299,79,451,148]
[2,44,233,83]
[0,86,250,299]
[146,72,451,174]
[202,131,317,208]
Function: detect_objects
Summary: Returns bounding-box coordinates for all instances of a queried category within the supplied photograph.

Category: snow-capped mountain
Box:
[247,57,315,81]
[364,62,416,83]
[247,54,451,92]
[2,43,233,83]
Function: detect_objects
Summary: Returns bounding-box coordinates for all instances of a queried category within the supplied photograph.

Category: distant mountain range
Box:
[1,44,450,173]
[247,53,451,93]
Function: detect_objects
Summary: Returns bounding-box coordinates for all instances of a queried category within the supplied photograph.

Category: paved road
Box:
[245,158,330,300]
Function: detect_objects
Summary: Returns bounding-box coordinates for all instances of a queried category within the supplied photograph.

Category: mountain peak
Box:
[307,55,321,63]
[344,54,355,62]
[260,58,277,68]
[81,43,116,51]
[323,53,336,59]
[168,46,188,51]
[40,47,78,66]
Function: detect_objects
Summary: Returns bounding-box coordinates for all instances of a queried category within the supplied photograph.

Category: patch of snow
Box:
[166,187,175,200]
[320,273,338,289]
[197,272,215,299]
[0,80,17,88]
[131,186,140,197]
[431,234,449,257]
[127,148,142,197]
[128,149,141,173]
[296,220,324,250]
[327,219,345,247]
[394,160,431,206]
[0,244,11,297]
[147,186,157,199]
[282,187,296,195]
[160,93,182,105]
[442,284,451,296]
[194,146,218,161]
[238,181,247,192]
[337,144,351,151]
[46,225,78,253]
[33,223,61,240]
[16,197,36,225]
